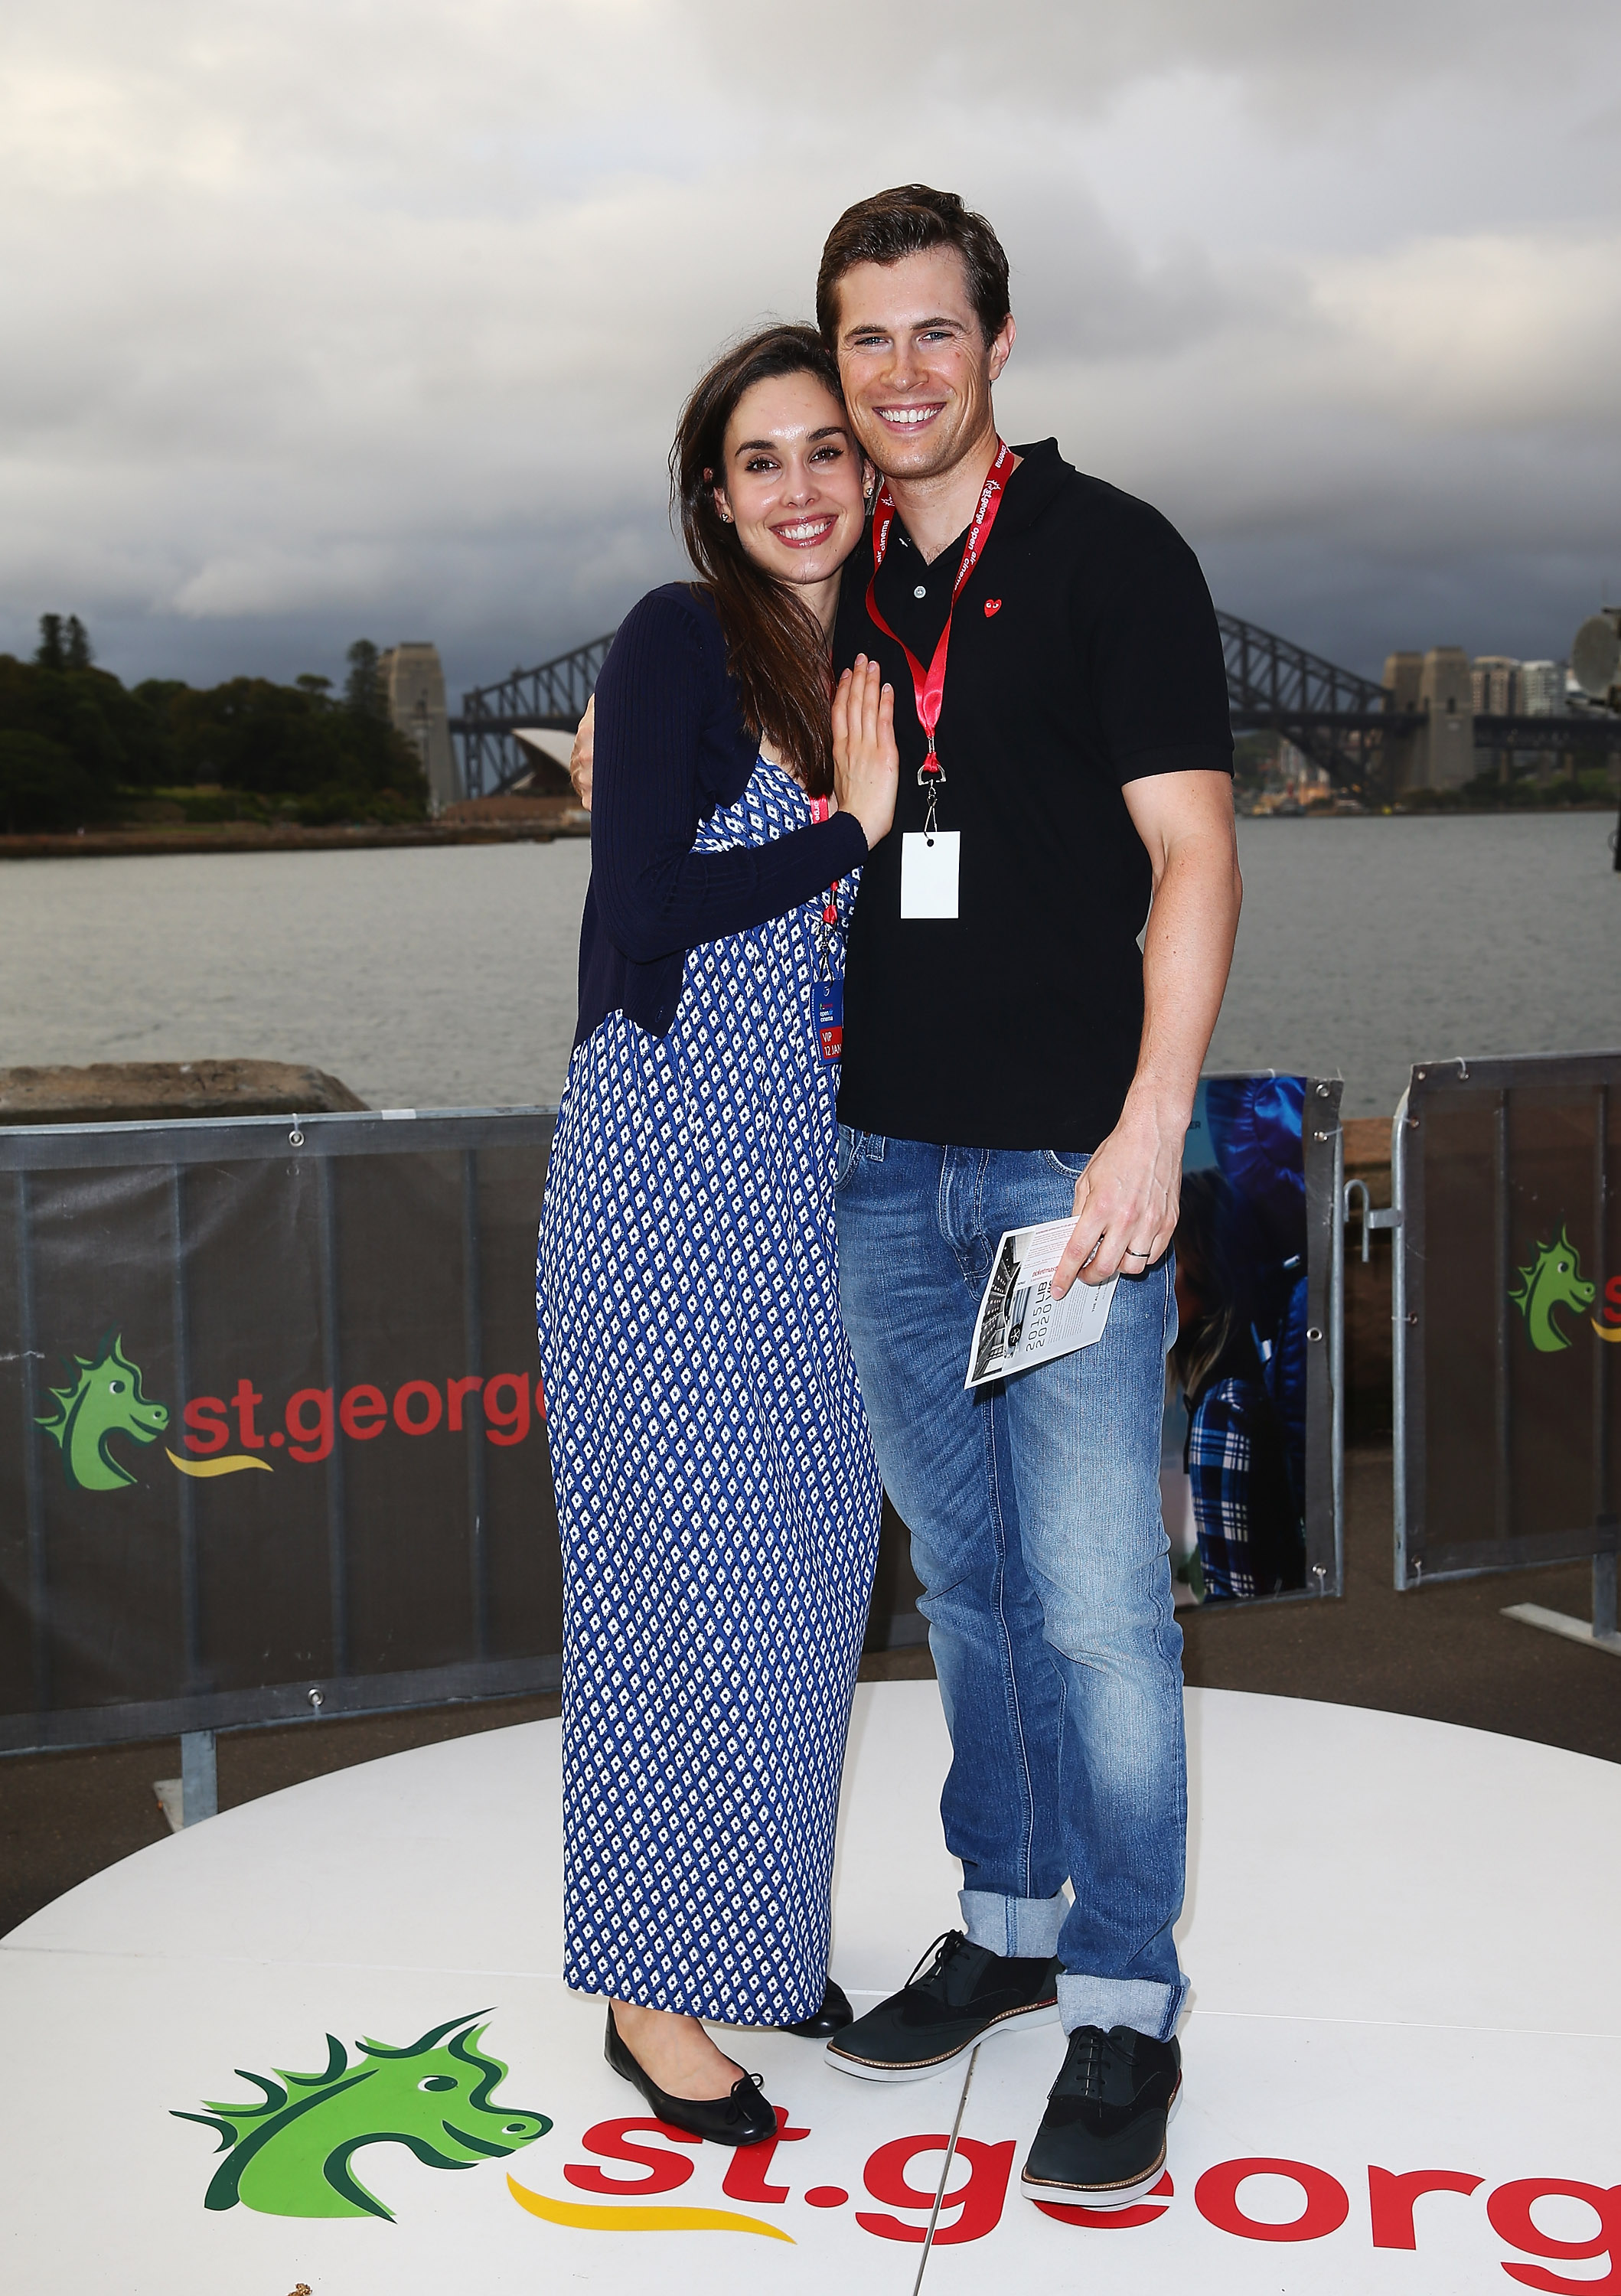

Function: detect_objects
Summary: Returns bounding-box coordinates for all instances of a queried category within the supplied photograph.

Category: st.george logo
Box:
[173,2011,549,2221]
[37,1333,168,1489]
[1508,1226,1618,1353]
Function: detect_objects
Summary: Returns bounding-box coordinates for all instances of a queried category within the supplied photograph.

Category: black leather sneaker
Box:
[1021,2024,1182,2207]
[824,1930,1059,2082]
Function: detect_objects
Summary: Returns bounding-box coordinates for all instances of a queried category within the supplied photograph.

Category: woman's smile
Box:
[771,514,839,548]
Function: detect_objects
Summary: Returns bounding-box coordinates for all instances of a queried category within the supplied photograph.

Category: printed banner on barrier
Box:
[1398,1051,1621,1583]
[0,1114,561,1742]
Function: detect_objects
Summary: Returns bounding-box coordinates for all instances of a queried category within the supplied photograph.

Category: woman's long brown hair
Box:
[671,325,855,800]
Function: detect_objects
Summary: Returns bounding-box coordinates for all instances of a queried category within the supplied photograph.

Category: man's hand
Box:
[1051,768,1241,1297]
[1052,1101,1185,1295]
[569,694,595,809]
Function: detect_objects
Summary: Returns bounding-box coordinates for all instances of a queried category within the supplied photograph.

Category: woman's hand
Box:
[832,656,898,850]
[569,694,595,810]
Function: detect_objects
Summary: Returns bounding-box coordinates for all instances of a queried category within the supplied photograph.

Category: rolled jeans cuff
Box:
[960,1888,1068,1961]
[1057,1971,1188,2043]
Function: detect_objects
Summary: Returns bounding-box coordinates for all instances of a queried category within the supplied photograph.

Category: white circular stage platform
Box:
[4,1681,1619,2294]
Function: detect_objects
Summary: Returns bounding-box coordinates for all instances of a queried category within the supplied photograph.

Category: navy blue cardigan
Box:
[574,584,869,1045]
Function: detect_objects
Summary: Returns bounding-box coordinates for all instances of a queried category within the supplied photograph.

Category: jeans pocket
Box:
[833,1124,863,1190]
[1042,1148,1093,1179]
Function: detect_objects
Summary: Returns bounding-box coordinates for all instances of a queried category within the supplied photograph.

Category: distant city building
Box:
[1465,655,1565,717]
[378,644,462,813]
[1471,654,1519,714]
[1518,660,1564,716]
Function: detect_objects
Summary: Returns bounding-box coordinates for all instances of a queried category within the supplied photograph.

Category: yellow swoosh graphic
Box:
[1593,1318,1621,1343]
[507,2174,793,2242]
[165,1449,274,1477]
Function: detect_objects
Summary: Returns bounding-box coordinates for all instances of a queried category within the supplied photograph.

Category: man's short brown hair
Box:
[817,185,1011,347]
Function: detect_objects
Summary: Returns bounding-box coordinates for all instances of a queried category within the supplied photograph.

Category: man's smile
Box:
[874,403,945,430]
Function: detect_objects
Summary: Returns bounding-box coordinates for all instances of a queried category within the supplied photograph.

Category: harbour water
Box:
[2,814,1615,1121]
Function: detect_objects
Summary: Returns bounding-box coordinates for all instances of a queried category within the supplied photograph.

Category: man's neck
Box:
[885,426,1004,565]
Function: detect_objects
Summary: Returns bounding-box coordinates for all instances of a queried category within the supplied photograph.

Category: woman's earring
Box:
[863,477,874,501]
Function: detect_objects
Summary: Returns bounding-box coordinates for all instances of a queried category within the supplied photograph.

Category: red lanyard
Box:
[864,439,1013,801]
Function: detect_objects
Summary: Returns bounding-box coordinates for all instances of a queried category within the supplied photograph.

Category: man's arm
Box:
[1052,770,1241,1296]
[569,693,594,808]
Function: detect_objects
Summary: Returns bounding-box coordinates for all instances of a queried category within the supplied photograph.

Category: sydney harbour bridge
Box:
[448,612,1620,804]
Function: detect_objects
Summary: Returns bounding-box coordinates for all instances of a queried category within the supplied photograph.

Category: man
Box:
[817,186,1241,2210]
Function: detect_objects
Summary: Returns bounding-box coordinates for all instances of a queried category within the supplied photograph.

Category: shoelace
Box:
[902,1929,967,1991]
[1067,2027,1109,2100]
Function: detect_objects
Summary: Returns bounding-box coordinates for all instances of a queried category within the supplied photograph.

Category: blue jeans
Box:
[834,1131,1188,2040]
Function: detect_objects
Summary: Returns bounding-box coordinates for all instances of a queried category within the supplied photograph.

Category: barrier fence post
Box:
[180,1730,217,1826]
[1595,1552,1618,1644]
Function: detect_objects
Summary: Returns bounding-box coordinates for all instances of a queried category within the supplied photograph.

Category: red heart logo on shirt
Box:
[983,598,1002,616]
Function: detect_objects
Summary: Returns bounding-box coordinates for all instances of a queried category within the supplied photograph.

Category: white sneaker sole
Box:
[824,1999,1061,2082]
[1020,2079,1182,2209]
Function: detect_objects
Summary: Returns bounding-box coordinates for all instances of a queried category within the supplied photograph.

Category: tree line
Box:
[0,618,429,834]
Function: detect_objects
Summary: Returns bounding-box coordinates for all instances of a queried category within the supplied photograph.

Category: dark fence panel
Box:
[1,1110,560,1753]
[1395,1052,1621,1586]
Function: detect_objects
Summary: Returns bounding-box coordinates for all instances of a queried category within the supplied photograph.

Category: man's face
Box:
[831,246,1014,482]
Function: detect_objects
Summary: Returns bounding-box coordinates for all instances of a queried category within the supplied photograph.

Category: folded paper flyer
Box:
[964,1217,1118,1389]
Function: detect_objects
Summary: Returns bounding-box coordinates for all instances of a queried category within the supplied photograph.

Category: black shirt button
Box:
[913,584,927,599]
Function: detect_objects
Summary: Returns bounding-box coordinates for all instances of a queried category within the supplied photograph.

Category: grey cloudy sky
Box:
[3,0,1619,696]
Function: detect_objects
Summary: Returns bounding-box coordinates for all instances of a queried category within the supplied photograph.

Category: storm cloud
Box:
[2,0,1618,694]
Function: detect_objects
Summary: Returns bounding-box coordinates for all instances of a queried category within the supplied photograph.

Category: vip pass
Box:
[808,795,844,1063]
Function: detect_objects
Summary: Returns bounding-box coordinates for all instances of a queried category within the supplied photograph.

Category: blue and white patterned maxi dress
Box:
[536,756,882,2027]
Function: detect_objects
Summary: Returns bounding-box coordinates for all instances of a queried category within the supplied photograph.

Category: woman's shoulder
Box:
[605,582,724,673]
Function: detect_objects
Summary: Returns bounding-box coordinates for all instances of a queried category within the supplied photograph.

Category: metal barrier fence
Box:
[2,1080,1345,1819]
[2,1109,562,1782]
[1389,1052,1620,1635]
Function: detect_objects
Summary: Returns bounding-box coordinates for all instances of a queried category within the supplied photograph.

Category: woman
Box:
[536,325,897,2147]
[1172,1169,1306,1603]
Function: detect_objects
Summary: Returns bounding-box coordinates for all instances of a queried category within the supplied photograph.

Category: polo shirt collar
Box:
[998,438,1071,533]
[882,437,1071,559]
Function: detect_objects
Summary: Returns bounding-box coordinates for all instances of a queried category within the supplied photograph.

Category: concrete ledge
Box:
[0,1059,367,1126]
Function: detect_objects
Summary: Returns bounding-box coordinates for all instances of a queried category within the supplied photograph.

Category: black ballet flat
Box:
[605,2008,777,2146]
[782,1979,854,2039]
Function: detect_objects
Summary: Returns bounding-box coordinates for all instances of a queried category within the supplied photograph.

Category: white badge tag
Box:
[900,831,961,920]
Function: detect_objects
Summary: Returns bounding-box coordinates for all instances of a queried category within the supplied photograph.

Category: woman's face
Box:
[712,372,869,592]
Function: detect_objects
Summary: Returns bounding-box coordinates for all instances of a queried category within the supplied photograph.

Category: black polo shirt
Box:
[833,438,1232,1153]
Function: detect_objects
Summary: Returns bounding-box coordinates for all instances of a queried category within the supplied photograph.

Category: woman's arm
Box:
[591,592,867,964]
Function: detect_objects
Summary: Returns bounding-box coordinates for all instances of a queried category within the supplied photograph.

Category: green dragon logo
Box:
[172,2011,550,2221]
[37,1333,168,1489]
[1509,1225,1597,1353]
